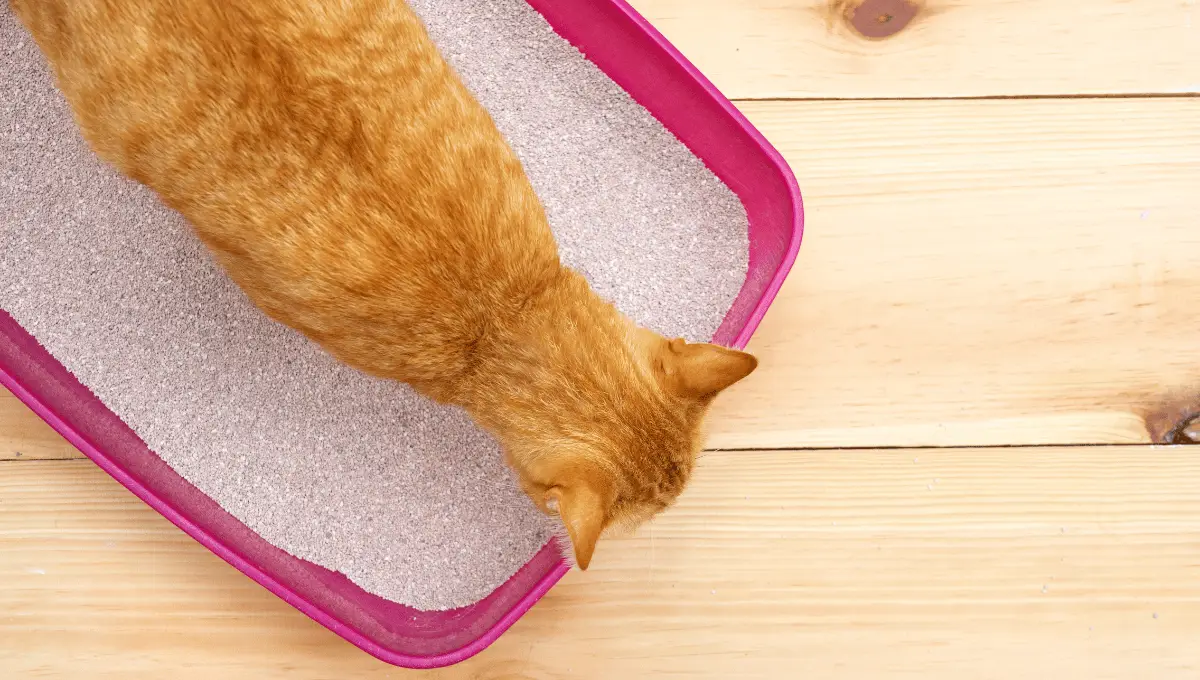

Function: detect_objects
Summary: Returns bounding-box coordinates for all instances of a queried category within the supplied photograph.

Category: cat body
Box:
[12,0,756,567]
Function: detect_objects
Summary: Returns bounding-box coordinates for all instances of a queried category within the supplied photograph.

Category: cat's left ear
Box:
[658,338,758,400]
[546,481,609,570]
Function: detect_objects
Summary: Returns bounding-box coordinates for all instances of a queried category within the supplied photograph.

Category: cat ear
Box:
[659,338,758,400]
[546,482,608,570]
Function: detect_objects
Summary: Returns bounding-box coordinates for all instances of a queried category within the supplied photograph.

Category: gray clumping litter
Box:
[0,2,748,610]
[406,0,750,332]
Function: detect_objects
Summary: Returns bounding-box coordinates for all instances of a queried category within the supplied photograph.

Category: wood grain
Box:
[705,97,1200,449]
[3,448,1200,678]
[628,0,1200,99]
[3,2,1199,677]
[0,391,79,460]
[4,98,1200,456]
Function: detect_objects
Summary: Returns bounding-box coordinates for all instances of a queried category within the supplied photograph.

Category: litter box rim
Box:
[0,0,803,669]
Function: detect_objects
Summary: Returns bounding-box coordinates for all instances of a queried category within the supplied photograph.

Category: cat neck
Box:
[457,266,641,440]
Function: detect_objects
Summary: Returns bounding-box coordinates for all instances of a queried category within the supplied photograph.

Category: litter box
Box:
[0,0,803,669]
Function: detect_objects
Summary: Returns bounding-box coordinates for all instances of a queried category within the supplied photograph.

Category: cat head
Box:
[501,329,757,569]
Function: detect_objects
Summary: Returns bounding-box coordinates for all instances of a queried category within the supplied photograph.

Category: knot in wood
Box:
[841,0,920,39]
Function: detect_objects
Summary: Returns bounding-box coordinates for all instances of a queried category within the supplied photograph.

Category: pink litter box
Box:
[0,0,803,669]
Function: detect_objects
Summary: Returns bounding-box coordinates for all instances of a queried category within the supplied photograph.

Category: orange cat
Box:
[12,0,756,569]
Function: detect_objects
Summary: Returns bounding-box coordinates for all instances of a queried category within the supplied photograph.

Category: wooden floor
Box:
[3,1,1200,677]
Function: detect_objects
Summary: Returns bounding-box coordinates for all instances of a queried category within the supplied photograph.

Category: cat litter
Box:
[0,0,802,667]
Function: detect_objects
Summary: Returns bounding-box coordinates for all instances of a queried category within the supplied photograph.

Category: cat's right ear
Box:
[546,482,608,570]
[657,338,758,401]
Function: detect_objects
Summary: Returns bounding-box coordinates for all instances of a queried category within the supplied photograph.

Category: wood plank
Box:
[3,98,1199,455]
[706,97,1200,448]
[628,0,1200,99]
[3,447,1200,678]
[0,391,79,460]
